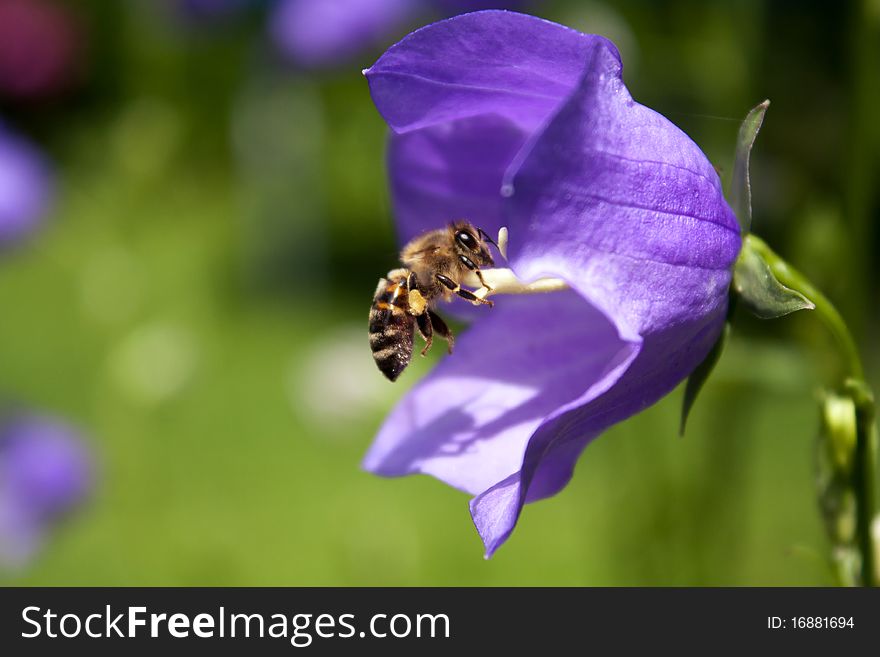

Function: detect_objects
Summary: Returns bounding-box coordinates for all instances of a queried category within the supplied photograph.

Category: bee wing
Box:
[373,277,389,298]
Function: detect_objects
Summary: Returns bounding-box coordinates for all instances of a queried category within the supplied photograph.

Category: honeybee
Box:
[369,221,497,381]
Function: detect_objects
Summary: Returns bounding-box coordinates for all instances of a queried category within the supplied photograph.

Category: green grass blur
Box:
[0,0,877,585]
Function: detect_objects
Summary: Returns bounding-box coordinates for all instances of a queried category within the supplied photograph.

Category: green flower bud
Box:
[820,392,858,475]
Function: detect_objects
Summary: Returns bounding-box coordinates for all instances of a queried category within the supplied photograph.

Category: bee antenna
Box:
[477,227,498,248]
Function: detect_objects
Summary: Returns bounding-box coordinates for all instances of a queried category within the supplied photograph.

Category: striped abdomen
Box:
[369,275,414,381]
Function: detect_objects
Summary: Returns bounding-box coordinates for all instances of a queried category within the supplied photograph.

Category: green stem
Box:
[745,234,877,586]
[848,381,879,587]
[842,0,878,336]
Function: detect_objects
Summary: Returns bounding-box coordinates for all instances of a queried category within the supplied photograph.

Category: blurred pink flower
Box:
[0,0,84,101]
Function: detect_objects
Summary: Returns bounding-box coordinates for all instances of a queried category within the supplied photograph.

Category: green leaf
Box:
[680,321,730,436]
[732,237,815,319]
[729,100,769,234]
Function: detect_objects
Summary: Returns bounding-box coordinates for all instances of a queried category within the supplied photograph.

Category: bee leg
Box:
[407,270,428,317]
[416,311,433,356]
[457,255,493,292]
[428,310,454,354]
[436,274,494,307]
[474,268,493,292]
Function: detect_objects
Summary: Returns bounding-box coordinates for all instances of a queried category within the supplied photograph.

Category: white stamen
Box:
[471,269,570,299]
[497,226,509,260]
[463,226,570,299]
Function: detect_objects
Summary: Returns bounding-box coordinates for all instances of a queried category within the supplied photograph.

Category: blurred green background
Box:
[1,0,878,585]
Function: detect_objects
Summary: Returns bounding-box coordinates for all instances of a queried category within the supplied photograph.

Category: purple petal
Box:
[0,125,53,245]
[504,39,740,342]
[365,11,618,133]
[364,292,638,496]
[270,0,420,69]
[389,114,527,245]
[471,308,725,556]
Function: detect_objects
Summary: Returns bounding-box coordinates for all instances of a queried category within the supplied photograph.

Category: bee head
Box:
[452,221,495,267]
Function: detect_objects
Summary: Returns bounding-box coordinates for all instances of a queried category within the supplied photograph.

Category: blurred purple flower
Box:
[0,0,83,101]
[268,0,532,69]
[363,11,741,555]
[270,0,420,69]
[0,124,54,246]
[0,415,92,568]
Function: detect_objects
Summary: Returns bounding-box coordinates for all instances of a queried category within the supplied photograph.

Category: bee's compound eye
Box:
[455,230,477,250]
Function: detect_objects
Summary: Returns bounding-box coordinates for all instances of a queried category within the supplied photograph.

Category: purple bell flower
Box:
[0,415,92,568]
[363,11,741,556]
[0,124,53,246]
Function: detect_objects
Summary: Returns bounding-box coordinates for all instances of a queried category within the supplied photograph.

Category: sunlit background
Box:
[0,0,877,585]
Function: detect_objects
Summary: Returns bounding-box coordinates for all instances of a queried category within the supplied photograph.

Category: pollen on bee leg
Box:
[408,288,427,315]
